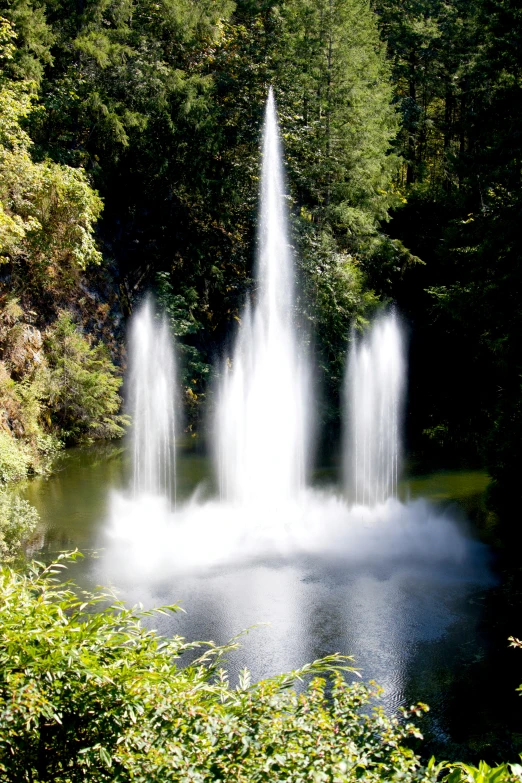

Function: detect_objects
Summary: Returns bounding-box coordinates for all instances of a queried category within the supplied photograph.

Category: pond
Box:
[20,443,501,760]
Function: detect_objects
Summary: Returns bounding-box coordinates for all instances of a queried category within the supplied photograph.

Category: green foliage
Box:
[373,0,474,191]
[298,228,379,393]
[442,761,518,783]
[0,15,103,310]
[0,150,103,269]
[0,553,444,783]
[156,271,211,422]
[8,0,405,409]
[43,311,126,443]
[368,0,522,497]
[0,297,60,477]
[0,489,38,561]
[0,385,61,481]
[0,431,31,483]
[0,0,53,84]
[1,555,518,781]
[1,297,123,469]
[275,0,400,226]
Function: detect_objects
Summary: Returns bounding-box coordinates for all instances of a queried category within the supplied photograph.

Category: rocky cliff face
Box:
[0,299,43,438]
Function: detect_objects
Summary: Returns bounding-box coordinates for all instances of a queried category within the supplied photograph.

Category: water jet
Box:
[344,312,405,506]
[128,297,177,505]
[215,88,310,506]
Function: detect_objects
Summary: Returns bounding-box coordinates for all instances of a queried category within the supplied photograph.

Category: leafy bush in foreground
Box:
[0,555,420,782]
[0,555,519,783]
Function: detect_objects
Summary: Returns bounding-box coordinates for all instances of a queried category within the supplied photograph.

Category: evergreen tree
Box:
[43,311,126,442]
[208,0,404,400]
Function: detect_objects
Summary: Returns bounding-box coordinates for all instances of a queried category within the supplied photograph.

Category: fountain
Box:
[109,89,470,577]
[215,87,309,506]
[127,297,177,504]
[344,312,405,506]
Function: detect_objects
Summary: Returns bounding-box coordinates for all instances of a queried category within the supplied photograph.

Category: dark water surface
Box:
[20,443,497,758]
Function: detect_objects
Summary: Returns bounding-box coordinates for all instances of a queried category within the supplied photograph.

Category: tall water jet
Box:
[215,88,309,505]
[128,297,177,503]
[344,312,405,506]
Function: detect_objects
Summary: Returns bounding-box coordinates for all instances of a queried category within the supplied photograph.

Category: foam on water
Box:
[109,490,473,575]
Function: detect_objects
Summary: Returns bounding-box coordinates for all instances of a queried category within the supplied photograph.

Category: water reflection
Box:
[83,549,487,722]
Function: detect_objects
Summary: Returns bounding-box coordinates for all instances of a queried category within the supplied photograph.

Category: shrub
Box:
[441,761,519,783]
[1,299,124,462]
[0,490,39,562]
[43,311,127,443]
[0,430,31,483]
